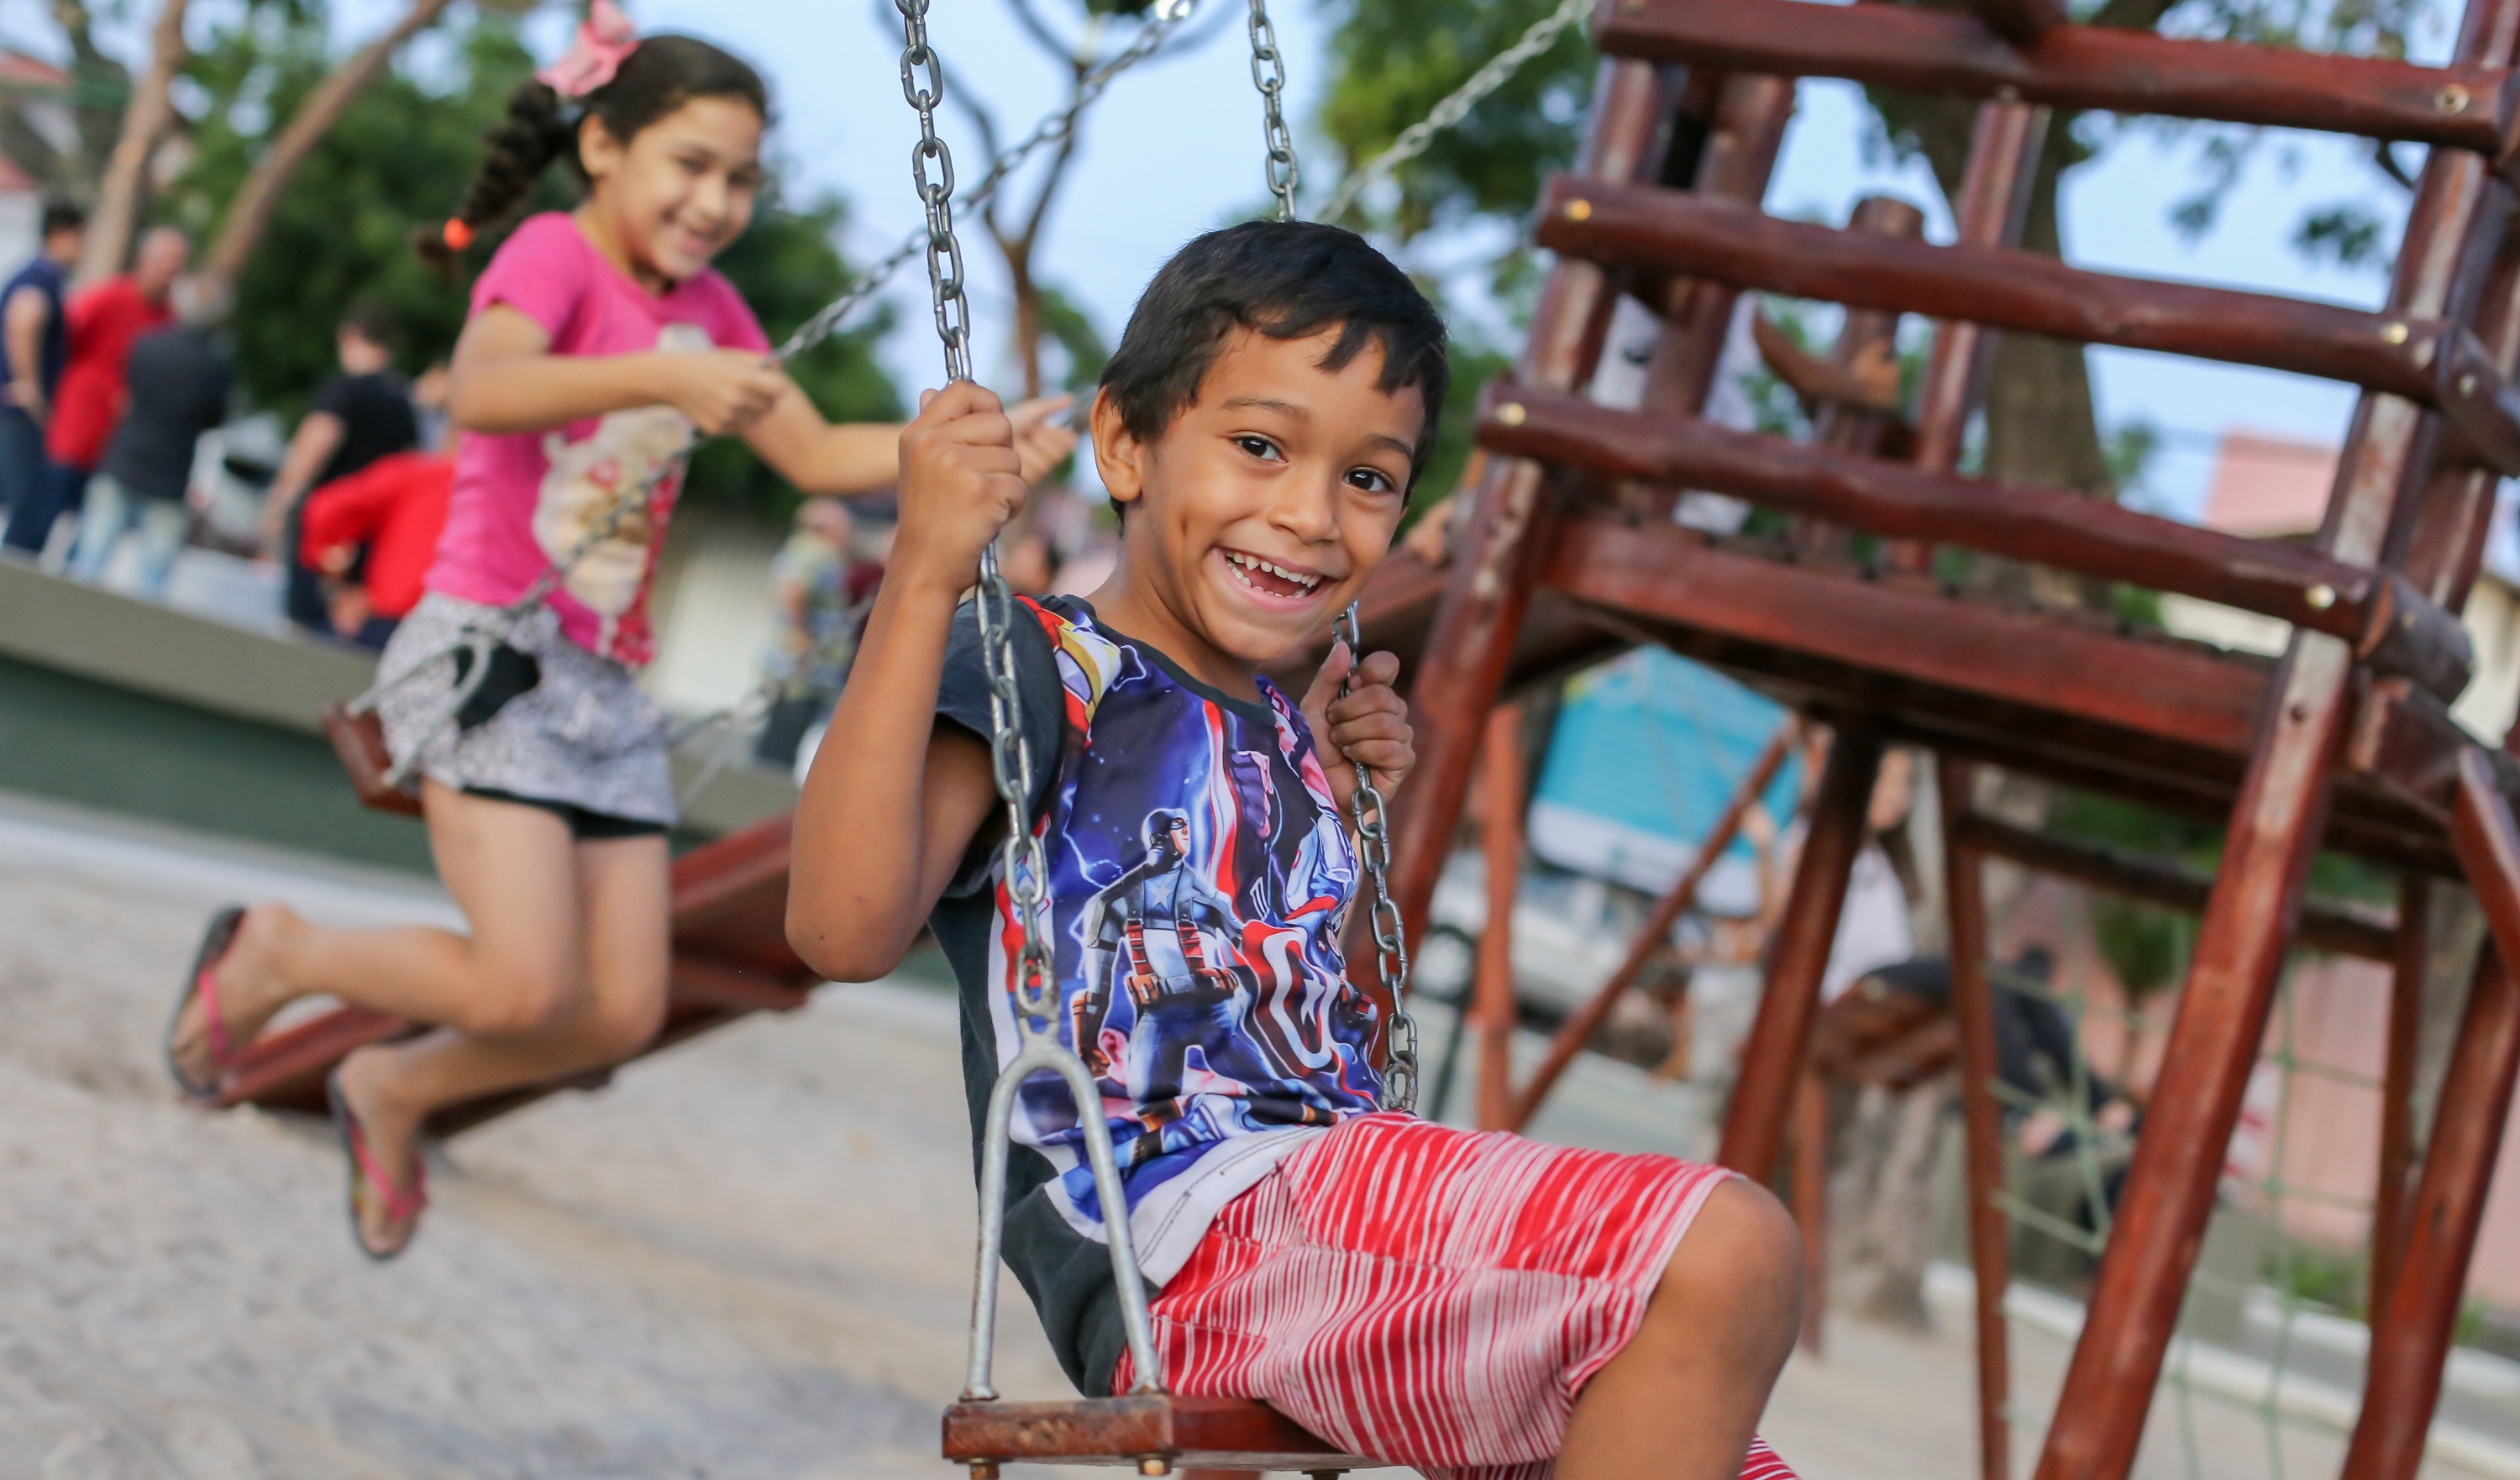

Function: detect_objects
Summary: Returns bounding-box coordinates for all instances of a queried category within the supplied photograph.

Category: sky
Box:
[0,0,2465,519]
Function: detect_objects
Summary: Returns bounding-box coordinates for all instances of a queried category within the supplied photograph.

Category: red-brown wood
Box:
[1537,176,2520,480]
[1792,1069,1828,1354]
[1940,763,2013,1480]
[1473,704,1525,1131]
[2032,6,2520,1466]
[1966,0,2068,44]
[941,1394,1376,1471]
[1596,0,2520,160]
[1951,811,2399,961]
[1388,60,1784,955]
[2342,753,2520,1480]
[1717,725,1882,1181]
[2402,221,2520,609]
[2371,874,2429,1309]
[1504,724,1794,1131]
[1486,384,2472,694]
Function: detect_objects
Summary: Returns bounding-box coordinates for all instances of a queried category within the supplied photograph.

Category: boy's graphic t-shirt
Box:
[930,596,1389,1393]
[427,213,769,664]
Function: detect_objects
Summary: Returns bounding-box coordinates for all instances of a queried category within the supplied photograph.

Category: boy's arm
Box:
[787,382,1035,982]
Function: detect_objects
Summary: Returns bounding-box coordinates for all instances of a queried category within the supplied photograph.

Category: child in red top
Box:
[299,449,455,647]
[165,9,1072,1258]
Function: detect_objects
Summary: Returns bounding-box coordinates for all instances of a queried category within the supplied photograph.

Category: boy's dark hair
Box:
[39,200,84,239]
[339,299,398,351]
[418,35,769,270]
[1099,221,1448,517]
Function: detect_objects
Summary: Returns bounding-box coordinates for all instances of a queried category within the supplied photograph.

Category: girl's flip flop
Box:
[164,905,248,1100]
[327,1068,428,1262]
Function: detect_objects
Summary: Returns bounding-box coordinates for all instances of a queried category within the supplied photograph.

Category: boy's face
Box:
[1095,326,1423,666]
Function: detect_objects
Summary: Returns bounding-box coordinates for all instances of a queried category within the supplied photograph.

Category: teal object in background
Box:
[1528,648,1799,910]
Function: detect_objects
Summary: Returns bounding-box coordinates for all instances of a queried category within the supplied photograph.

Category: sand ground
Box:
[0,795,2486,1479]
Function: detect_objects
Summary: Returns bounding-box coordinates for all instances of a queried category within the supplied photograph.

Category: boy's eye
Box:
[1346,466,1399,495]
[1233,434,1284,462]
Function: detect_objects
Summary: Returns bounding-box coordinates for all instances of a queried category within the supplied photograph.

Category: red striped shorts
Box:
[1112,1115,1796,1480]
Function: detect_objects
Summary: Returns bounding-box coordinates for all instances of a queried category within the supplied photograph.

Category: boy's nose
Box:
[1266,474,1341,544]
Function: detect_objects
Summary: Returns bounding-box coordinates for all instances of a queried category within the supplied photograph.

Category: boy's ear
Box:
[1089,387,1148,512]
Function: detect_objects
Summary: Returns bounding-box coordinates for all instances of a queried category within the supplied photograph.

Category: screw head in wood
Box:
[1138,1460,1170,1477]
[1497,401,1527,426]
[2439,83,2471,113]
[2461,372,2480,396]
[2382,321,2410,344]
[2306,583,2336,611]
[1563,197,1593,222]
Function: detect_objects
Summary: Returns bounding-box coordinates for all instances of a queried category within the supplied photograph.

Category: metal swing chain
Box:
[1245,0,1419,1113]
[898,0,1060,1029]
[1247,0,1299,221]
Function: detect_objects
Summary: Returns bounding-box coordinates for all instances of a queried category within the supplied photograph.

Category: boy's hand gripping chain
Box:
[896,0,1165,1409]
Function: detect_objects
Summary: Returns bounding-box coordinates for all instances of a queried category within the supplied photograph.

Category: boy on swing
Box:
[790,221,1802,1480]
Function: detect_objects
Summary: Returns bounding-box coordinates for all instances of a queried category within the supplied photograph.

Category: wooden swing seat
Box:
[942,1393,1383,1476]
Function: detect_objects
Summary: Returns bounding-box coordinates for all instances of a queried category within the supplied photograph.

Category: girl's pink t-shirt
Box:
[428,212,769,665]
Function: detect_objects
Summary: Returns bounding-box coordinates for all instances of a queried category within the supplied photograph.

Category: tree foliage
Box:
[159,7,899,520]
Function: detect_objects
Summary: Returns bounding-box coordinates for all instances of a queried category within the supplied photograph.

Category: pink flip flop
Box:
[327,1068,428,1262]
[164,905,247,1100]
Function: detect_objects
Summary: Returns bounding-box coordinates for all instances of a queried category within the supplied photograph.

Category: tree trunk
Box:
[77,0,190,286]
[198,0,458,290]
[1005,246,1044,401]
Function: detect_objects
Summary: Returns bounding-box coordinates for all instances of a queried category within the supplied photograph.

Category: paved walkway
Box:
[0,793,2485,1478]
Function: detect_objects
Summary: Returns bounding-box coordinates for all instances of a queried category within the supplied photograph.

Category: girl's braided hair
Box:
[418,34,768,270]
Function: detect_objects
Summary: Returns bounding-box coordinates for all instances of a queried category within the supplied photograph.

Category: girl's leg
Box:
[332,827,671,1250]
[170,783,586,1085]
[1554,1178,1805,1480]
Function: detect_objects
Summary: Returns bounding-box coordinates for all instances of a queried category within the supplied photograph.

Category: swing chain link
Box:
[1247,0,1299,221]
[1336,601,1418,1113]
[894,0,1059,1030]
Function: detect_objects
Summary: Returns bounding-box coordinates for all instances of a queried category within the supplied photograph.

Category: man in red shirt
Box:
[2,227,186,558]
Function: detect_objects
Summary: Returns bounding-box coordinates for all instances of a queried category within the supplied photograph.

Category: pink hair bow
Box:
[538,0,639,98]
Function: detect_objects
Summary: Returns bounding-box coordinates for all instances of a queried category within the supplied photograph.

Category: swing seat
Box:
[941,1393,1383,1476]
[322,701,423,817]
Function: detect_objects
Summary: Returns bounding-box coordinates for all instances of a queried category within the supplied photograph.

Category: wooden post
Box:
[1387,64,1798,954]
[2371,875,2428,1309]
[1473,705,1526,1131]
[1717,726,1883,1181]
[1891,100,2045,571]
[1506,723,1795,1130]
[1383,60,1669,958]
[1940,758,2014,1480]
[2344,753,2520,1480]
[2032,7,2519,1472]
[1793,1070,1830,1353]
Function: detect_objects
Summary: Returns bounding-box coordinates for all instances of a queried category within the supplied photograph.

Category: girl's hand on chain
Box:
[1008,394,1079,485]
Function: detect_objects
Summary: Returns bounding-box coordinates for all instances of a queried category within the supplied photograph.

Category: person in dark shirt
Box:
[258,301,418,632]
[65,277,233,596]
[0,202,86,521]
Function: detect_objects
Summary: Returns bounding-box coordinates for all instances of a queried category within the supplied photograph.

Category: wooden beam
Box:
[1536,177,2520,480]
[2370,876,2429,1309]
[1940,759,2013,1480]
[1481,382,2475,697]
[1950,811,2400,961]
[1505,723,1795,1131]
[1965,0,2068,44]
[1595,0,2520,162]
[1718,726,1882,1181]
[1473,705,1525,1131]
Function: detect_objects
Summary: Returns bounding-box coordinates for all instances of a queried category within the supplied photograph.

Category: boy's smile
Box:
[1091,326,1425,693]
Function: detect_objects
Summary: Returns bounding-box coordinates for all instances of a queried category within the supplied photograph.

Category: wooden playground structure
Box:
[201,0,2520,1475]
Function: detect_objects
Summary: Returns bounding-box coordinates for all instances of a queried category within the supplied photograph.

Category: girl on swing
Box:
[790,222,1802,1478]
[160,3,1075,1259]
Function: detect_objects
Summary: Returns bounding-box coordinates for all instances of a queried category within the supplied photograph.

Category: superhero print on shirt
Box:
[984,600,1387,1232]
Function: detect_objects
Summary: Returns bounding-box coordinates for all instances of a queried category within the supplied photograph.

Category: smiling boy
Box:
[789,222,1801,1480]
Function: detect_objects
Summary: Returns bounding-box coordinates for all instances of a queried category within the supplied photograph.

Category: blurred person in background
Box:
[259,302,418,632]
[754,496,882,768]
[66,276,234,596]
[3,225,186,560]
[298,413,457,650]
[0,202,86,520]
